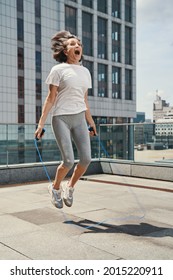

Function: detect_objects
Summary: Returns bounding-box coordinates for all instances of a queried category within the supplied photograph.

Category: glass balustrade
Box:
[0,122,173,166]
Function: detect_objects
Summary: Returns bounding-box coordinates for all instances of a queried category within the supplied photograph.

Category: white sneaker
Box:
[62,182,74,207]
[48,184,63,209]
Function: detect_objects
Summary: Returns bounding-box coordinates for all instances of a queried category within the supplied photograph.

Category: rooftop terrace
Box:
[0,174,172,260]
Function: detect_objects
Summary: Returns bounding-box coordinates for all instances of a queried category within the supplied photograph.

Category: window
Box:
[83,60,93,96]
[17,18,24,41]
[98,17,107,59]
[36,51,41,73]
[35,23,41,45]
[18,105,25,123]
[112,67,121,99]
[17,0,23,13]
[112,22,121,62]
[82,0,92,8]
[112,0,121,18]
[125,26,132,65]
[36,79,42,100]
[36,106,41,124]
[97,0,107,14]
[18,76,24,98]
[35,0,41,18]
[125,69,132,100]
[98,64,107,97]
[65,6,77,35]
[18,47,24,69]
[125,0,132,22]
[82,12,93,56]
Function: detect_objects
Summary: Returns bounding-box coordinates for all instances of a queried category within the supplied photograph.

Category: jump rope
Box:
[34,127,146,231]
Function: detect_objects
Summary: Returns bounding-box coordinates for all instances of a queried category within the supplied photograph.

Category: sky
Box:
[136,0,173,119]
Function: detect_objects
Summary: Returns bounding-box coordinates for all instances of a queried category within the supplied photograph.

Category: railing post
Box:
[6,124,8,166]
[128,120,134,160]
[98,125,101,159]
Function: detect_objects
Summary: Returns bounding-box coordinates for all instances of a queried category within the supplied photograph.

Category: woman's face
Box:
[64,38,83,63]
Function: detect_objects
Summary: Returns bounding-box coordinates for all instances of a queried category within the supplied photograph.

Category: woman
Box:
[35,30,97,209]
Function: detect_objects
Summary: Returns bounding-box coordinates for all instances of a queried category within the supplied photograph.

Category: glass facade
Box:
[112,22,121,62]
[97,17,107,59]
[98,64,107,97]
[82,12,93,56]
[65,5,77,35]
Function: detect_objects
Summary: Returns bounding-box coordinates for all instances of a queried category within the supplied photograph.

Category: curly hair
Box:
[51,30,83,62]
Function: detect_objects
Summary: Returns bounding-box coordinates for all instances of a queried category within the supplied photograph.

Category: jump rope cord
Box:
[34,139,52,183]
[34,135,146,230]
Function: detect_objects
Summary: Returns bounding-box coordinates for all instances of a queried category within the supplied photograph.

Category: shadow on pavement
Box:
[64,220,173,237]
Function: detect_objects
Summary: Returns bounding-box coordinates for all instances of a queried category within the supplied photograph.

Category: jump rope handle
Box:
[35,127,46,141]
[88,126,96,136]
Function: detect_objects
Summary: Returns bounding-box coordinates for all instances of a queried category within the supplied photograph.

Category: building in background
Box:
[153,94,173,148]
[0,0,136,163]
[153,93,173,122]
[133,112,153,147]
[133,111,145,123]
[0,0,136,125]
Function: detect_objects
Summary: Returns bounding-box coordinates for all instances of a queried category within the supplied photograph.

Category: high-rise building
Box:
[153,94,173,148]
[153,93,173,122]
[0,0,136,125]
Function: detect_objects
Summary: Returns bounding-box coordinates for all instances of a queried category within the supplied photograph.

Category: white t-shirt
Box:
[45,63,92,116]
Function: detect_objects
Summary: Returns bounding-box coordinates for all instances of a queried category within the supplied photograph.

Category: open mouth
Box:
[74,50,80,55]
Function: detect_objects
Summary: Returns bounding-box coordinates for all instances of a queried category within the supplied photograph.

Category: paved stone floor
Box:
[0,174,173,260]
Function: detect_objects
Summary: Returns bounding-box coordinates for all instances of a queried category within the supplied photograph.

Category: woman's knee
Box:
[63,158,74,169]
[79,155,91,168]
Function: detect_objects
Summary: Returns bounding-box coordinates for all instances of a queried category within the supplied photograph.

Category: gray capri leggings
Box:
[51,111,91,169]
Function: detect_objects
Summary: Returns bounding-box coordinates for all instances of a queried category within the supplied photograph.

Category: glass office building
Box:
[0,0,136,125]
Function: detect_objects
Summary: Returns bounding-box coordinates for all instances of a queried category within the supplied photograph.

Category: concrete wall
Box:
[0,160,103,185]
[1,159,173,185]
[100,159,173,182]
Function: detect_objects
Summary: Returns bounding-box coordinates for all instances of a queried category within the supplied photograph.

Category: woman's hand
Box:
[35,125,44,140]
[84,91,97,137]
[88,124,97,137]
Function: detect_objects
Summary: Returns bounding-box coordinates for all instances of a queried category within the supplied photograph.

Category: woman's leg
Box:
[52,116,74,190]
[68,117,91,187]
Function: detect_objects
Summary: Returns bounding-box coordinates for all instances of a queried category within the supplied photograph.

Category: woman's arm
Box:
[84,91,97,136]
[35,84,58,139]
